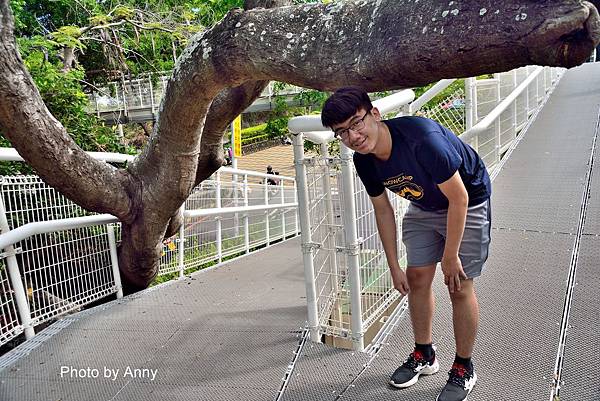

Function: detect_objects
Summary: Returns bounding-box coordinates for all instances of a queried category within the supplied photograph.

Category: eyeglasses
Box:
[333,110,371,140]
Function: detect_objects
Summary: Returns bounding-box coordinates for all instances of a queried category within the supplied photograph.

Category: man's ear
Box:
[371,107,382,121]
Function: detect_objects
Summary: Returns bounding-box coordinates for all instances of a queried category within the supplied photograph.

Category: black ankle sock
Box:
[415,342,434,361]
[454,354,473,372]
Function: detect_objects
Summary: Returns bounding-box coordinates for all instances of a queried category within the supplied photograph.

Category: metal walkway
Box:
[1,63,600,401]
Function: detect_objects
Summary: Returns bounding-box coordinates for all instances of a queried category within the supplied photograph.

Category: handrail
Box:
[408,79,456,114]
[0,148,295,182]
[0,214,118,250]
[184,202,298,218]
[218,166,295,181]
[0,147,135,163]
[459,67,544,143]
[0,198,300,250]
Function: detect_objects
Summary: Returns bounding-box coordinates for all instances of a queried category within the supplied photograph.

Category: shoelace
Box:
[448,364,471,388]
[402,351,426,370]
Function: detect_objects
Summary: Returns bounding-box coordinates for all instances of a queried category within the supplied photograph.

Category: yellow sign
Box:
[233,115,242,157]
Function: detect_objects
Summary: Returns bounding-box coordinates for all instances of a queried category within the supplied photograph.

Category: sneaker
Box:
[389,350,439,388]
[436,363,477,401]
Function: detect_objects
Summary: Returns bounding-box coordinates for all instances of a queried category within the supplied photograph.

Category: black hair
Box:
[321,86,373,129]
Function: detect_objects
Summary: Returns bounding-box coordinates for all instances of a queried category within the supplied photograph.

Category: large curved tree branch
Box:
[164,0,291,239]
[0,0,135,223]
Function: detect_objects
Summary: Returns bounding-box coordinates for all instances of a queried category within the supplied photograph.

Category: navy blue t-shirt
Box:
[353,116,491,211]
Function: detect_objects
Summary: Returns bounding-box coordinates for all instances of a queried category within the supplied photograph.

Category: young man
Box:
[321,87,492,401]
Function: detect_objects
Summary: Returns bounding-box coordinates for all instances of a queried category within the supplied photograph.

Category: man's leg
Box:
[436,279,479,401]
[406,264,437,344]
[448,278,479,358]
[389,264,439,389]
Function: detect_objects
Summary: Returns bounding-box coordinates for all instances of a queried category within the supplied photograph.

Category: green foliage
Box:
[413,79,465,110]
[88,14,110,27]
[0,36,134,175]
[113,5,134,19]
[51,26,85,50]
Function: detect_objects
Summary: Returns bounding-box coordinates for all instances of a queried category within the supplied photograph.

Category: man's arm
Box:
[371,191,410,295]
[437,170,469,293]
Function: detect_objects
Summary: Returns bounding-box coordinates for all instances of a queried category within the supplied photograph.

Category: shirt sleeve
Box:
[415,131,462,184]
[353,152,385,197]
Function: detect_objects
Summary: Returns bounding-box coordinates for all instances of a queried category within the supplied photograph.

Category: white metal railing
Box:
[0,154,299,347]
[289,65,564,351]
[88,73,305,120]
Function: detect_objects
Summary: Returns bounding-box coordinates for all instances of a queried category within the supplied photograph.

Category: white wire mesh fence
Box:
[419,87,466,135]
[0,261,21,345]
[0,169,298,347]
[462,66,563,173]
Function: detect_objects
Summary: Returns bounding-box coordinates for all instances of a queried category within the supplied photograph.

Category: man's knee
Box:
[406,265,435,290]
[448,279,475,302]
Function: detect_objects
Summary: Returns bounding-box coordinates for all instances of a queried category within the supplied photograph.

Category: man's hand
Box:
[390,267,410,296]
[441,254,468,293]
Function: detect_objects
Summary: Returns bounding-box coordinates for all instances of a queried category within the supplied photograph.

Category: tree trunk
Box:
[1,0,599,292]
[62,46,75,72]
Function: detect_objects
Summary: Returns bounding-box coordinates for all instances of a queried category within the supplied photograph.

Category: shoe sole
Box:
[389,359,440,389]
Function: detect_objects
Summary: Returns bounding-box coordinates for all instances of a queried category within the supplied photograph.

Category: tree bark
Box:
[1,0,599,291]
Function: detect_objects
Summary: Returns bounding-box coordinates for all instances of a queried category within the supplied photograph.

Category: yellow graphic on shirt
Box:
[383,174,424,201]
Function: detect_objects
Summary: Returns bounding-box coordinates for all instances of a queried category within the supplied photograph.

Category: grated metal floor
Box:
[2,63,600,401]
[0,238,308,401]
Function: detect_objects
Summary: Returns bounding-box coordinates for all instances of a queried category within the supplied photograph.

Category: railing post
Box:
[106,224,123,298]
[216,171,223,263]
[495,77,502,164]
[264,175,270,246]
[292,133,320,343]
[320,143,343,326]
[280,178,286,238]
[0,193,35,339]
[177,204,185,279]
[465,78,474,130]
[294,180,299,235]
[340,144,365,351]
[472,78,479,124]
[233,171,240,237]
[148,76,156,116]
[121,83,128,118]
[137,79,144,108]
[513,69,518,140]
[243,174,249,254]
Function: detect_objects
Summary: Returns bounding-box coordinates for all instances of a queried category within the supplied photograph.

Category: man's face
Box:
[332,107,381,154]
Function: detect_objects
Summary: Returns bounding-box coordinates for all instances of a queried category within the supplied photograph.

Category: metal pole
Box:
[216,171,223,263]
[465,78,474,131]
[231,122,239,237]
[148,76,156,116]
[495,77,502,165]
[106,224,123,298]
[472,78,479,125]
[513,70,518,140]
[280,178,286,238]
[340,144,364,351]
[137,79,144,107]
[264,176,270,246]
[0,193,35,339]
[177,204,185,279]
[294,180,299,235]
[243,174,249,253]
[292,133,320,343]
[320,143,343,327]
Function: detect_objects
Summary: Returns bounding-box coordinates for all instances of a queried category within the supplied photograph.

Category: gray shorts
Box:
[401,199,491,278]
